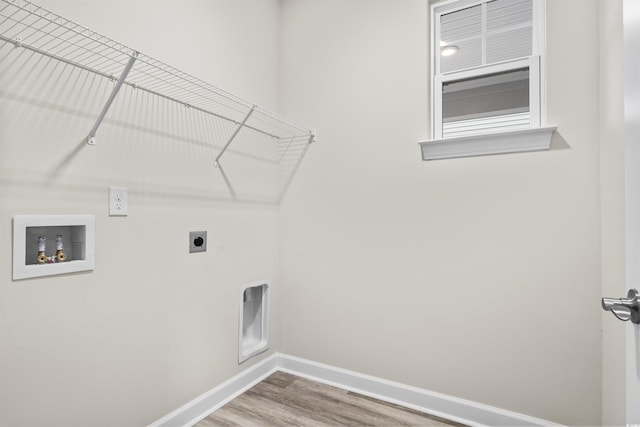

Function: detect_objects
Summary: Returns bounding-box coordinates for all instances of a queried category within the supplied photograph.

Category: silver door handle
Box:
[602,288,640,323]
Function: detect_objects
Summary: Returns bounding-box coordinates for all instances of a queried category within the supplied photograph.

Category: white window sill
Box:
[418,126,557,161]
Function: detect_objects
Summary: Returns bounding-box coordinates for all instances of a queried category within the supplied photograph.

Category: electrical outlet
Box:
[189,231,207,253]
[109,187,128,216]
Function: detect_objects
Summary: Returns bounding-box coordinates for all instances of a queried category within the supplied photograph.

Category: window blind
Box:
[487,0,533,63]
[439,0,533,74]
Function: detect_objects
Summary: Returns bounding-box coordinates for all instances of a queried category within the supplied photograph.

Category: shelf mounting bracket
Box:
[214,106,255,167]
[87,51,139,145]
[278,131,315,204]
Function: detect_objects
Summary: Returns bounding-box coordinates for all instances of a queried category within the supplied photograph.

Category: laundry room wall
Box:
[277,0,603,425]
[0,1,282,425]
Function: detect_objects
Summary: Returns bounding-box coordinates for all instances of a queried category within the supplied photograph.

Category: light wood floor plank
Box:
[196,371,467,427]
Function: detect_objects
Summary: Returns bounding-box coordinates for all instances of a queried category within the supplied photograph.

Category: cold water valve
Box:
[55,235,66,262]
[602,288,640,324]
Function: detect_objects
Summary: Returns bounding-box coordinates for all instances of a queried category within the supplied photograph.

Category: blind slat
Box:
[443,112,530,138]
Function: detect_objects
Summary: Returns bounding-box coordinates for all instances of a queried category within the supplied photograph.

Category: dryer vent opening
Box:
[239,281,270,363]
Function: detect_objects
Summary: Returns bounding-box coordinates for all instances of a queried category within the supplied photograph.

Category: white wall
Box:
[278,0,603,425]
[623,0,640,422]
[599,0,626,424]
[0,1,281,425]
[0,0,618,425]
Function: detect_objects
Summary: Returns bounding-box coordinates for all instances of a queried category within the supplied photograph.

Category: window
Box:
[422,0,554,160]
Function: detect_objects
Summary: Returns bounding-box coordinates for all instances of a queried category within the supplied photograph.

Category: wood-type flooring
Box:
[196,371,466,427]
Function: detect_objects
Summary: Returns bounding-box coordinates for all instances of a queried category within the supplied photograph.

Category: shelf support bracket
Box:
[87,51,139,145]
[278,131,315,204]
[214,106,255,167]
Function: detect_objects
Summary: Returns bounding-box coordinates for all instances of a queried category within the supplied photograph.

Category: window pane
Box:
[441,4,482,40]
[487,0,532,31]
[486,0,532,63]
[487,27,532,63]
[440,4,482,73]
[442,68,530,137]
[440,37,483,73]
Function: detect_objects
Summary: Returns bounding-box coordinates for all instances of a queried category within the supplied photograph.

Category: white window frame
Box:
[422,0,555,160]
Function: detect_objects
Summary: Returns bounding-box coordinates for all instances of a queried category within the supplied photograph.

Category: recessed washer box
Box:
[13,215,95,280]
[239,280,270,363]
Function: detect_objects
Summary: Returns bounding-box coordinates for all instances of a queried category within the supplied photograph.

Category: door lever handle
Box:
[602,288,640,324]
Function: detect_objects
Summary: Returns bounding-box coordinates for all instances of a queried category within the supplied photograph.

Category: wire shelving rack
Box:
[0,0,314,201]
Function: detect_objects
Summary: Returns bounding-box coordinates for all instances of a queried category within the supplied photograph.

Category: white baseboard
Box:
[148,353,562,427]
[148,353,279,427]
[278,354,561,427]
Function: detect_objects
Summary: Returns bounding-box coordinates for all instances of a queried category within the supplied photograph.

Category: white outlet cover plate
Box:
[109,187,128,216]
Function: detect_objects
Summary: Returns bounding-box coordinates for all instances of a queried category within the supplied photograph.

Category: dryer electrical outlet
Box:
[189,231,207,253]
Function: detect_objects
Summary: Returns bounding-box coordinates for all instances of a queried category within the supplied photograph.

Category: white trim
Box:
[529,55,541,127]
[624,1,640,423]
[420,126,556,160]
[148,353,563,427]
[278,354,562,427]
[532,0,547,125]
[434,73,444,139]
[433,0,483,16]
[440,55,534,79]
[431,3,439,138]
[148,353,279,427]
